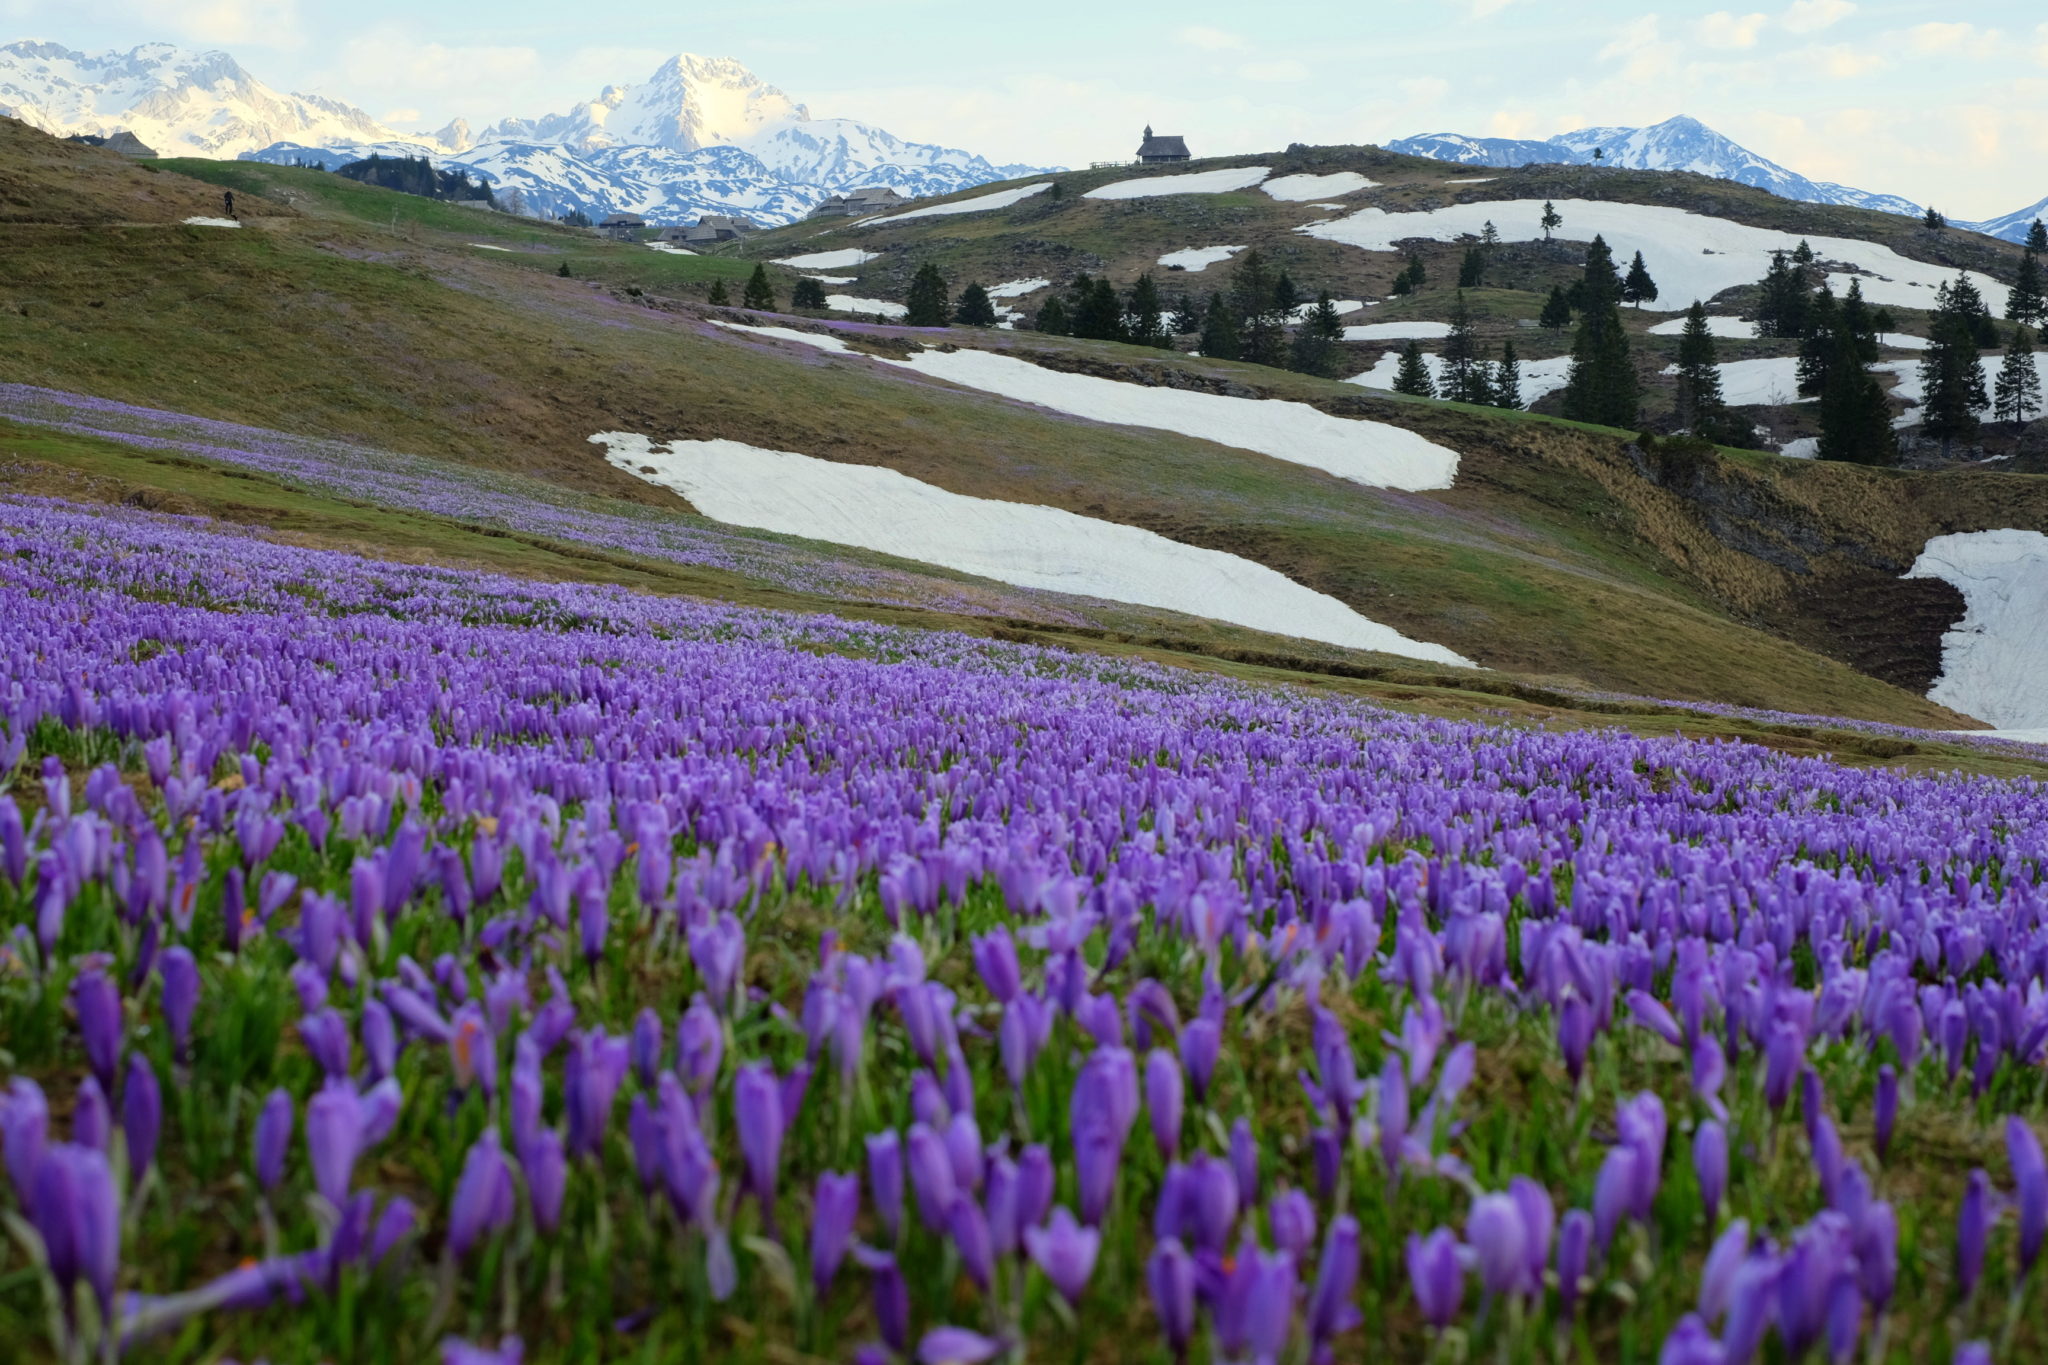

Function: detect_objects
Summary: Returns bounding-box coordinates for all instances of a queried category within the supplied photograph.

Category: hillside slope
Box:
[2,124,2042,735]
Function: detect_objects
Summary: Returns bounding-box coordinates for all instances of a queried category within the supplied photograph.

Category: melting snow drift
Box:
[868,182,1050,224]
[593,433,1472,665]
[1158,245,1247,272]
[774,248,877,269]
[1262,172,1376,202]
[1087,166,1271,199]
[1646,315,1757,339]
[1348,351,1576,406]
[826,295,908,319]
[1905,530,2048,728]
[181,216,241,228]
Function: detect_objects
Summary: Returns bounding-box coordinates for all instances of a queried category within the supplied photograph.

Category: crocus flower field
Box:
[3,494,2047,1365]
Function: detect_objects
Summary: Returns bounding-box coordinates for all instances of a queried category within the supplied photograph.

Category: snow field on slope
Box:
[1346,351,1576,405]
[1658,357,1805,407]
[1904,530,2048,728]
[471,244,513,252]
[1444,178,1496,184]
[1262,172,1376,201]
[1158,245,1246,272]
[827,295,908,319]
[592,433,1473,665]
[1779,438,1819,459]
[801,274,855,284]
[182,217,241,228]
[1086,166,1271,199]
[866,181,1050,224]
[774,248,877,269]
[1646,315,1757,338]
[1343,321,1453,341]
[1302,199,2013,316]
[987,279,1052,299]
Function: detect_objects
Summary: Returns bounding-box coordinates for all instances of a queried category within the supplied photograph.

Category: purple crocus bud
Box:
[907,1122,955,1231]
[1953,1342,1992,1365]
[1147,1236,1197,1356]
[949,1194,996,1290]
[1406,1226,1464,1328]
[1593,1144,1638,1254]
[563,1030,630,1159]
[985,1155,1020,1257]
[1763,1022,1802,1113]
[359,1076,402,1147]
[677,997,723,1095]
[1310,1128,1341,1203]
[1018,1142,1054,1232]
[856,1247,911,1353]
[254,1087,292,1193]
[1556,1209,1593,1316]
[866,1129,904,1241]
[521,1128,566,1234]
[1244,1247,1297,1365]
[1146,1048,1184,1158]
[1468,1192,1529,1299]
[631,1009,664,1089]
[970,928,1021,1004]
[32,1143,120,1315]
[1269,1186,1316,1260]
[734,1062,783,1218]
[945,1110,984,1193]
[1074,1118,1120,1226]
[449,1003,493,1095]
[305,1083,363,1209]
[2,1078,50,1197]
[1873,1065,1898,1161]
[361,998,399,1081]
[2012,1117,2048,1275]
[1558,996,1593,1086]
[1856,1202,1898,1309]
[810,1170,860,1294]
[688,913,745,1015]
[1956,1168,1990,1299]
[372,1195,418,1265]
[72,1075,110,1152]
[1307,1213,1362,1348]
[1178,1017,1220,1103]
[1509,1175,1554,1296]
[72,967,122,1094]
[160,947,199,1058]
[1230,1117,1260,1203]
[916,1327,1003,1365]
[442,1334,524,1365]
[1697,1218,1751,1323]
[1024,1205,1100,1305]
[1722,1255,1778,1365]
[1694,1120,1728,1225]
[121,1053,161,1181]
[448,1128,515,1260]
[1377,1052,1410,1178]
[1658,1314,1727,1365]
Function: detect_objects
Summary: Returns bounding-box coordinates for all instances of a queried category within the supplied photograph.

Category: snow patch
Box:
[1444,177,1496,184]
[1303,199,2013,315]
[1262,171,1376,202]
[801,274,855,284]
[722,324,1460,490]
[1158,245,1246,273]
[866,181,1050,224]
[1659,357,1805,407]
[181,216,241,228]
[646,242,696,254]
[1646,315,1756,339]
[987,278,1052,299]
[1346,351,1575,406]
[774,248,877,269]
[1290,300,1366,320]
[593,432,1473,665]
[826,295,907,319]
[471,243,514,252]
[1086,166,1271,199]
[1778,437,1819,459]
[1905,530,2048,728]
[1343,321,1454,341]
[1878,333,1929,351]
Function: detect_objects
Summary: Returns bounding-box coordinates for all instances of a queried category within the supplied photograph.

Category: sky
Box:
[11,0,2048,218]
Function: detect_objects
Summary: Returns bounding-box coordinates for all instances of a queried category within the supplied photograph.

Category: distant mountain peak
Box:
[475,51,808,155]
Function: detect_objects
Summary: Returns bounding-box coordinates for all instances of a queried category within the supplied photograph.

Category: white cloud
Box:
[1398,77,1451,104]
[1696,11,1769,50]
[1598,16,1678,83]
[1810,44,1886,80]
[1463,0,1517,15]
[1780,0,1854,35]
[1176,26,1245,51]
[1239,60,1310,84]
[1904,22,2002,57]
[380,107,420,124]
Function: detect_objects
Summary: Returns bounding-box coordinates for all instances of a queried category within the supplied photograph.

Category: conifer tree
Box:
[1232,250,1285,365]
[1124,274,1168,346]
[558,261,573,278]
[1071,277,1125,341]
[791,277,827,309]
[1920,284,1988,455]
[706,277,728,304]
[954,281,998,326]
[1394,253,1426,294]
[1271,270,1301,314]
[1288,291,1345,377]
[1493,340,1523,409]
[742,264,776,312]
[1034,295,1071,335]
[1392,341,1436,397]
[1170,294,1202,334]
[1541,201,1562,240]
[1949,275,1999,347]
[1441,291,1486,403]
[1994,327,2043,424]
[2010,252,2046,329]
[1922,207,1947,233]
[2030,219,2048,255]
[1458,247,1487,289]
[1561,236,1639,428]
[1620,251,1659,308]
[1815,327,1899,465]
[1199,293,1241,360]
[1672,302,1726,432]
[1481,221,1501,251]
[904,263,950,326]
[1539,285,1572,331]
[1796,284,1840,398]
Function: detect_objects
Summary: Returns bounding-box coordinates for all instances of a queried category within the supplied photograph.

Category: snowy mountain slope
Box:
[1390,116,1925,218]
[740,117,1037,189]
[0,40,399,157]
[473,54,805,154]
[1970,194,2048,245]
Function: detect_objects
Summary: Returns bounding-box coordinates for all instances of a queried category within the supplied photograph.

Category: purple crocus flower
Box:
[31,1142,120,1314]
[810,1170,859,1294]
[1953,1343,1992,1365]
[448,1128,515,1259]
[1956,1168,1990,1299]
[1873,1065,1898,1161]
[1468,1193,1529,1299]
[917,1327,1003,1365]
[688,913,745,1014]
[1698,1219,1751,1323]
[1658,1314,1727,1365]
[1023,1205,1100,1305]
[254,1087,293,1192]
[1147,1235,1197,1357]
[1018,1142,1054,1233]
[734,1062,783,1218]
[1694,1120,1728,1226]
[949,1194,996,1290]
[970,928,1020,1004]
[677,997,723,1096]
[907,1122,956,1231]
[1508,1175,1555,1297]
[1593,1144,1638,1254]
[442,1335,524,1365]
[1406,1226,1464,1328]
[72,967,122,1094]
[563,1029,630,1159]
[2009,1117,2046,1275]
[1377,1051,1409,1177]
[855,1246,911,1353]
[1268,1187,1315,1260]
[305,1083,364,1210]
[1243,1248,1297,1365]
[2,1078,49,1197]
[630,1008,664,1088]
[159,947,199,1058]
[121,1053,162,1181]
[1306,1214,1362,1349]
[1230,1117,1261,1203]
[72,1075,110,1152]
[521,1128,566,1234]
[1146,1047,1184,1157]
[1556,1209,1593,1316]
[1179,1017,1220,1102]
[1558,995,1593,1085]
[866,1129,904,1241]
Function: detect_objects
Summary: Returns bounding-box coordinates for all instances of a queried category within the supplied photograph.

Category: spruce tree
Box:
[904,263,950,326]
[1539,284,1572,331]
[1923,207,1947,233]
[1232,250,1285,365]
[2029,219,2048,254]
[1170,294,1203,334]
[1071,277,1125,341]
[1288,291,1345,377]
[954,281,998,326]
[1034,296,1071,335]
[1482,221,1501,251]
[1815,326,1899,465]
[1994,327,2043,424]
[1124,274,1167,346]
[1920,289,1987,455]
[1458,247,1487,289]
[558,261,573,278]
[1392,341,1436,397]
[1493,340,1523,409]
[2010,252,2046,329]
[1441,291,1485,403]
[791,277,827,309]
[1949,275,1999,347]
[1271,270,1301,315]
[1199,293,1241,360]
[706,277,729,304]
[1673,301,1727,432]
[1621,252,1659,308]
[1796,284,1840,398]
[1541,201,1562,241]
[742,264,776,312]
[1560,235,1639,428]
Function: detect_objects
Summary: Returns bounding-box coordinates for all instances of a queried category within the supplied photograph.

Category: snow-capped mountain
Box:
[0,40,400,157]
[1390,116,1925,219]
[739,118,1041,192]
[471,54,805,155]
[1970,194,2048,245]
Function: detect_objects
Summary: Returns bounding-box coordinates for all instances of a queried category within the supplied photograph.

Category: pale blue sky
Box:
[15,1,2048,216]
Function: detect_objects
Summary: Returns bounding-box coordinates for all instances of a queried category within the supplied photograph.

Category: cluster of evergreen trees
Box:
[1558,236,1642,429]
[1920,271,2043,453]
[334,154,496,206]
[1389,293,1524,409]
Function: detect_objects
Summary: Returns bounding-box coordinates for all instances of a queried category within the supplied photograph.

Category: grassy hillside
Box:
[1,121,2040,737]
